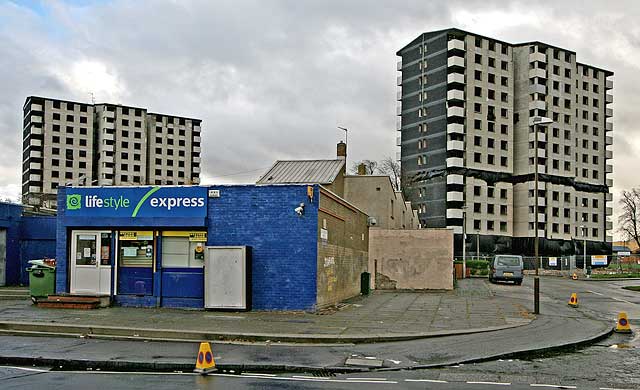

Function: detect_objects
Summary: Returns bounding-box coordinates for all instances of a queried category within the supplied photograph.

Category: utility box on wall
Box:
[204,246,251,310]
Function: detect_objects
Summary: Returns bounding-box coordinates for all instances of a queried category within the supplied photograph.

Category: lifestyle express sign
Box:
[65,186,207,218]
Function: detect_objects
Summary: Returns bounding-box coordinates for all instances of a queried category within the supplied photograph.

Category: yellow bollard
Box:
[568,293,579,308]
[194,342,217,374]
[615,312,632,333]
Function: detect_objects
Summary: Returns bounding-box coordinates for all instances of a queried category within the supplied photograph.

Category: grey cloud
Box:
[0,0,637,201]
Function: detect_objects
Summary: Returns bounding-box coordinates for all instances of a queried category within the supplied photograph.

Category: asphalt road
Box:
[1,277,638,389]
[1,364,635,390]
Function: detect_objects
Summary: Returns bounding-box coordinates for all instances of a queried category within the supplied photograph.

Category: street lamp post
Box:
[462,206,467,278]
[580,225,587,274]
[531,116,553,315]
[337,126,348,147]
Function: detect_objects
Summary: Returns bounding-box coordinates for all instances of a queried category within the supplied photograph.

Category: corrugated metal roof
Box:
[256,160,345,185]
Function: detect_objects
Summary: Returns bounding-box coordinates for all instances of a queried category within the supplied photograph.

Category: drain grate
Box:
[312,370,336,377]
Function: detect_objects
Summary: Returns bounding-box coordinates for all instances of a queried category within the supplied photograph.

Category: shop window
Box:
[119,231,154,267]
[100,232,112,265]
[161,232,207,268]
[75,234,97,266]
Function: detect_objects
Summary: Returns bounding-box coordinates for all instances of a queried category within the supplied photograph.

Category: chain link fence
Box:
[454,255,618,271]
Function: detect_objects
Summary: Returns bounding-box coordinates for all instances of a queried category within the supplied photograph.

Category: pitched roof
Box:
[256,159,345,185]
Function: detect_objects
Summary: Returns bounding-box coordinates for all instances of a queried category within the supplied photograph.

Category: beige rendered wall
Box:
[369,228,453,290]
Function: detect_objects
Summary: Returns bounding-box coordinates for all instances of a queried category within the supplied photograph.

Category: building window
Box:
[474,186,481,196]
[500,205,507,215]
[500,157,507,167]
[473,220,481,230]
[500,222,507,232]
[474,152,482,163]
[487,220,494,230]
[474,203,481,213]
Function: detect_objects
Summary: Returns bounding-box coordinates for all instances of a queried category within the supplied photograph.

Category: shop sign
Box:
[120,231,154,241]
[65,186,207,218]
[189,232,207,242]
[548,257,557,267]
[591,255,608,266]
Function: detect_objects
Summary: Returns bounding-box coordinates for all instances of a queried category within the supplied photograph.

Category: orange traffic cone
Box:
[194,342,216,374]
[568,293,578,308]
[572,273,578,280]
[615,312,632,333]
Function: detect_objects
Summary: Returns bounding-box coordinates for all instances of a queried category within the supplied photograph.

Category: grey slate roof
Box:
[256,159,345,185]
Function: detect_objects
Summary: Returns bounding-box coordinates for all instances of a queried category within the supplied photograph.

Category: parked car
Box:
[489,255,523,285]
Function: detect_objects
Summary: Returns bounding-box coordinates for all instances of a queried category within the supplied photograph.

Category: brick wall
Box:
[316,187,368,308]
[207,185,319,310]
[19,216,56,285]
[0,203,22,286]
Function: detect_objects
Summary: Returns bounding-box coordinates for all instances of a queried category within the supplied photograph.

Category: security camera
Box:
[295,203,305,216]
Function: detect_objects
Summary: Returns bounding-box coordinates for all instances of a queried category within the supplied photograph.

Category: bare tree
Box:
[350,160,377,175]
[619,189,640,250]
[378,156,401,191]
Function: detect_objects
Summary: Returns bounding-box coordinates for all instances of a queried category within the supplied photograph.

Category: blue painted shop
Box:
[55,184,369,311]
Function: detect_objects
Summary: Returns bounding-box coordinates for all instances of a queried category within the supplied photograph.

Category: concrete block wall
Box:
[207,185,319,310]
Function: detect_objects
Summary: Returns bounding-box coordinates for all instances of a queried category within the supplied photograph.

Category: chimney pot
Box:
[337,141,347,159]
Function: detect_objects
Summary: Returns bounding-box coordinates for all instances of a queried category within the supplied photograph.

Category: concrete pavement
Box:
[0,277,618,373]
[0,279,529,343]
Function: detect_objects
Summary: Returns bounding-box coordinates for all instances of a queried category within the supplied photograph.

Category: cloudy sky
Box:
[0,0,636,229]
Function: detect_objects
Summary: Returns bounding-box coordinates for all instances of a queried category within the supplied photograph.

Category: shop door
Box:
[70,231,112,295]
[0,229,6,287]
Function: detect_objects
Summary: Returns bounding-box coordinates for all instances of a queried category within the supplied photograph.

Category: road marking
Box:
[468,381,511,386]
[3,366,50,373]
[292,375,326,379]
[347,377,387,381]
[600,387,636,390]
[587,290,604,296]
[405,379,448,383]
[612,297,634,305]
[233,374,397,384]
[531,384,577,389]
[241,372,277,377]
